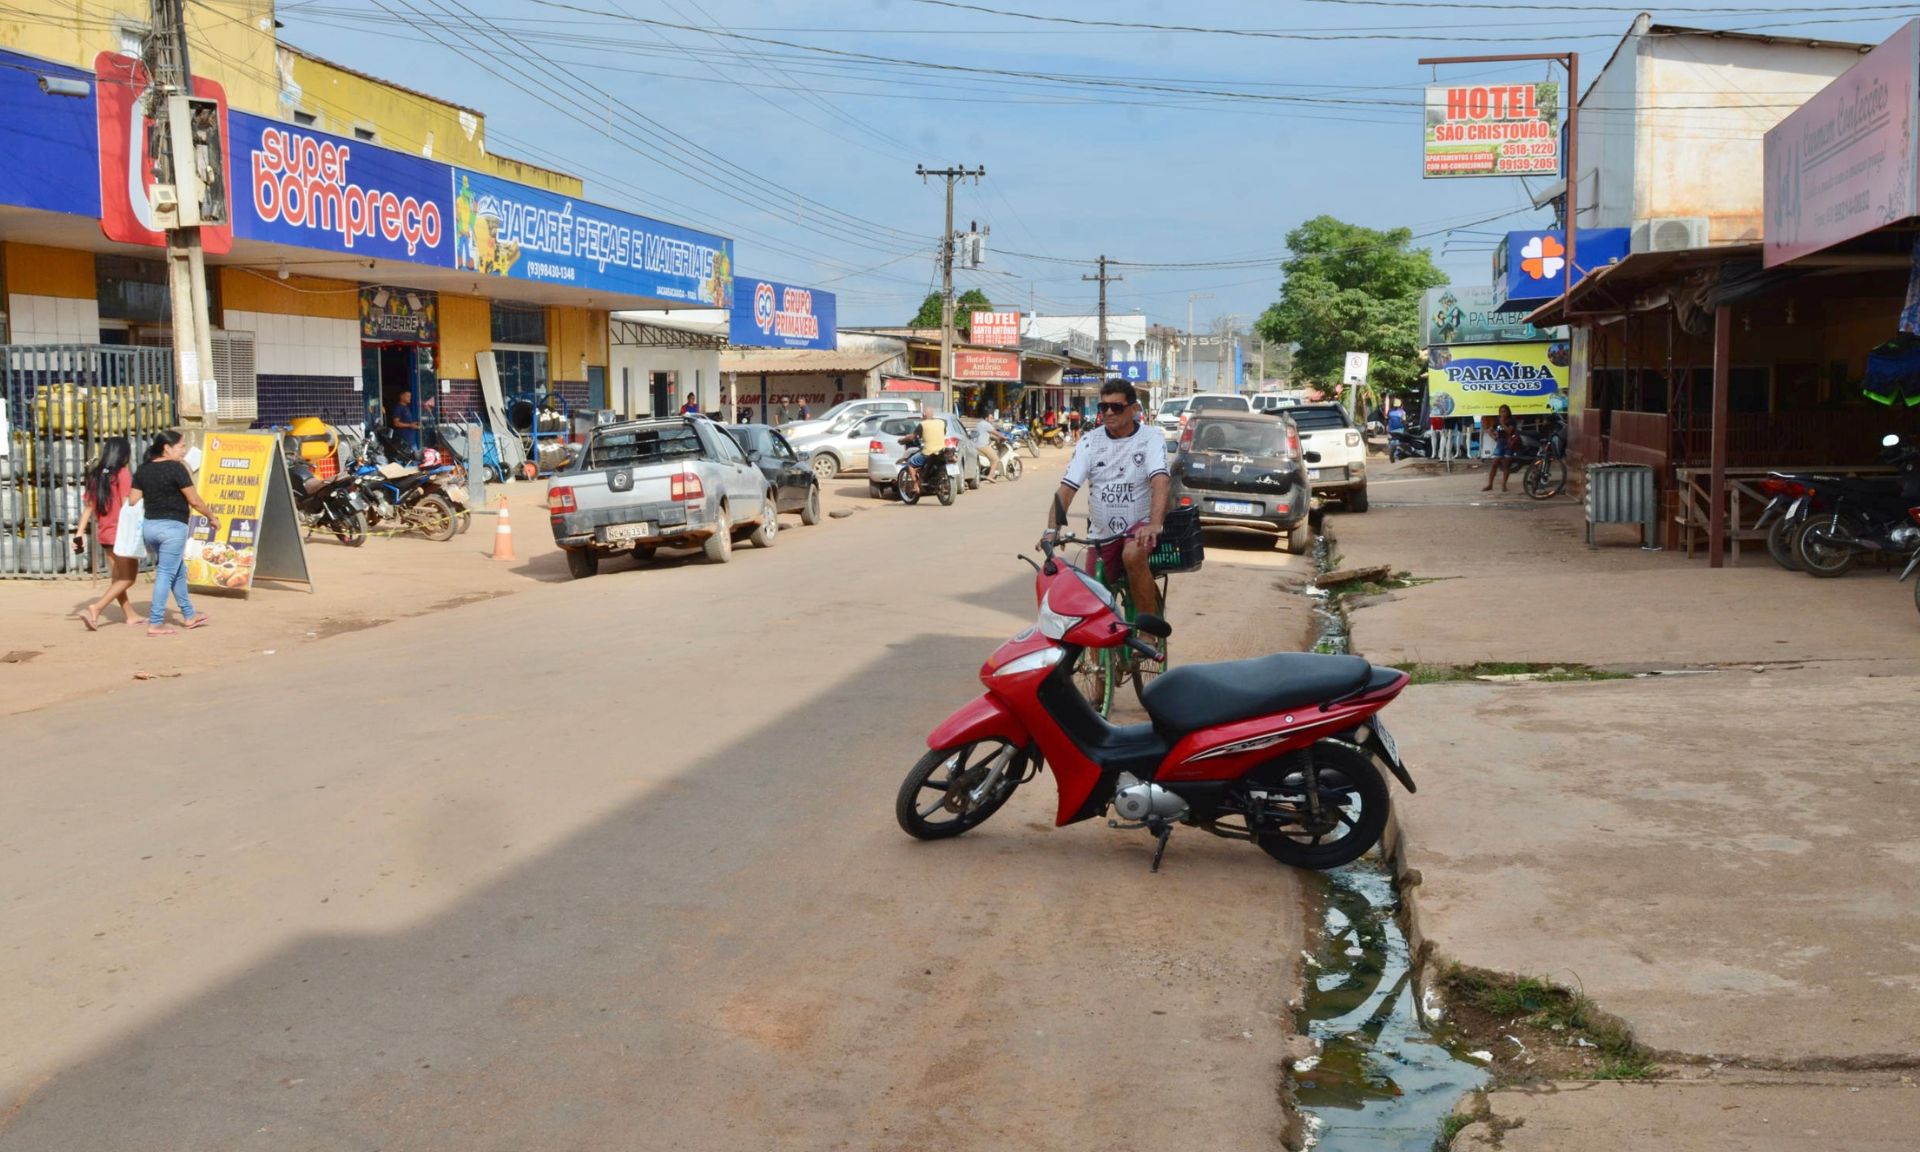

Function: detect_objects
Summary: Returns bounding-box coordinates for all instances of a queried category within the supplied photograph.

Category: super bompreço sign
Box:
[1423,82,1561,179]
[235,114,451,264]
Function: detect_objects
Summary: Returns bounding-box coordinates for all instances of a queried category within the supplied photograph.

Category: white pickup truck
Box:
[1287,403,1369,512]
[546,416,779,578]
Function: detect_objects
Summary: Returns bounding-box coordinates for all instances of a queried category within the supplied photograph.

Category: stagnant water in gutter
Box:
[1292,535,1488,1151]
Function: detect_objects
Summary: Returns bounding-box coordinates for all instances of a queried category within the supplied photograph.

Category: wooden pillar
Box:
[1708,305,1731,568]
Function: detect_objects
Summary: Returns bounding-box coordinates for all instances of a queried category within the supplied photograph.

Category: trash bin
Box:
[1584,463,1657,547]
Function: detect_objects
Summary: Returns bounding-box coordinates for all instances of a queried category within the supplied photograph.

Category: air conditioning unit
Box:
[1631,217,1710,253]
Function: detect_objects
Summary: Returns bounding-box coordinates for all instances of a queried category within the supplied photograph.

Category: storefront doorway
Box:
[359,287,439,446]
[650,370,676,416]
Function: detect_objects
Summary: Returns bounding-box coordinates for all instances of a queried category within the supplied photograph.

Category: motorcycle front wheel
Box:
[896,739,1026,840]
[1250,741,1390,870]
[1004,455,1023,480]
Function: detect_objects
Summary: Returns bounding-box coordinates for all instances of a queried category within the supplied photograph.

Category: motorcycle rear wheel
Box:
[1766,515,1803,571]
[334,510,369,548]
[936,471,957,506]
[896,739,1025,840]
[897,467,921,505]
[411,493,459,542]
[1251,741,1390,870]
[1796,516,1861,578]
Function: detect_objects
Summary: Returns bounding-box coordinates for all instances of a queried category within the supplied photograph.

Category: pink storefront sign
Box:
[1765,21,1920,267]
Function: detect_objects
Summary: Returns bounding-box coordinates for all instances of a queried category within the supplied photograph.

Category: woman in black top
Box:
[131,430,217,636]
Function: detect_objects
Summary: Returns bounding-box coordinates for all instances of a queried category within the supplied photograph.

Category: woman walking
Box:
[131,431,217,637]
[71,436,139,630]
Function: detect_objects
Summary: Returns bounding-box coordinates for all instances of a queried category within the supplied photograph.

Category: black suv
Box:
[1170,410,1310,554]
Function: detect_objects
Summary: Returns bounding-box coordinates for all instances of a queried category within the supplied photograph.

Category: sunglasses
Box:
[1097,401,1131,414]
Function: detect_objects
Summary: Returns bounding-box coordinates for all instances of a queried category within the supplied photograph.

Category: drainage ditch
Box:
[1291,533,1489,1151]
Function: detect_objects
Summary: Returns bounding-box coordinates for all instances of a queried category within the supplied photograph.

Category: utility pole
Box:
[1083,255,1122,373]
[1185,291,1213,394]
[916,164,984,412]
[146,0,225,430]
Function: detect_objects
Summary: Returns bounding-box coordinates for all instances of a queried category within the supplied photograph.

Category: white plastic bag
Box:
[111,499,146,560]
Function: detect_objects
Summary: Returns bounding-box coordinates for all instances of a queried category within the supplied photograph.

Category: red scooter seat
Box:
[1140,652,1373,734]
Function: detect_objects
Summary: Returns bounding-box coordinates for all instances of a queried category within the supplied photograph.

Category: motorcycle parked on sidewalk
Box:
[895,525,1416,872]
[284,448,370,547]
[338,428,472,541]
[897,433,961,507]
[1033,422,1067,450]
[1794,435,1920,577]
[1386,428,1433,462]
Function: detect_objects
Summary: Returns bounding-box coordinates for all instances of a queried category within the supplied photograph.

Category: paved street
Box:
[0,463,1318,1151]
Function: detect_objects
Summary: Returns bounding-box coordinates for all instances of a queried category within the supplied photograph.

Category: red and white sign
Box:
[953,350,1021,380]
[1764,20,1920,267]
[94,53,232,253]
[969,309,1021,346]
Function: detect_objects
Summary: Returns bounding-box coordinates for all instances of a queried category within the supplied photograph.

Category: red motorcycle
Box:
[897,529,1417,871]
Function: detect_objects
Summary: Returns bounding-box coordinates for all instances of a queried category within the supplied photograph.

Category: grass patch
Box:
[1406,661,1632,685]
[1434,1113,1473,1150]
[1319,570,1433,598]
[1440,966,1658,1082]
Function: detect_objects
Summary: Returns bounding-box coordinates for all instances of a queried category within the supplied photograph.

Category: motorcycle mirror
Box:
[1133,613,1173,639]
[1884,434,1901,448]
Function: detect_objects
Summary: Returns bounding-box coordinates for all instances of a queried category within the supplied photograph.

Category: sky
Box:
[269,0,1920,332]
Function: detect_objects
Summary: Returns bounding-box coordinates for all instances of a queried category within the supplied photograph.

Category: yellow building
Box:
[0,1,730,439]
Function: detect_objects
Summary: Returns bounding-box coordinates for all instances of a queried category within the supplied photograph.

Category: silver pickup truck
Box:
[547,416,779,579]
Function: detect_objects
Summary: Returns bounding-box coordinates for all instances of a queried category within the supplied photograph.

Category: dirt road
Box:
[1,460,1318,1151]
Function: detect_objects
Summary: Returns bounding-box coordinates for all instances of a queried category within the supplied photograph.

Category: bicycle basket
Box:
[1148,505,1204,573]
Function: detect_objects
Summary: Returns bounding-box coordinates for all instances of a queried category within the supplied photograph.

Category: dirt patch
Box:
[1435,965,1660,1087]
[309,616,393,640]
[2,650,43,664]
[414,590,516,614]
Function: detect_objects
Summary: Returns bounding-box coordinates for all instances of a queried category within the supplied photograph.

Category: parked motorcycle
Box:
[896,524,1415,871]
[338,428,471,542]
[1008,422,1041,458]
[1033,422,1067,449]
[897,432,960,507]
[1386,429,1434,462]
[284,448,369,547]
[1794,434,1920,577]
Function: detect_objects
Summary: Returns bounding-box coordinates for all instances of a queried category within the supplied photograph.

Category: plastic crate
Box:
[1148,506,1204,573]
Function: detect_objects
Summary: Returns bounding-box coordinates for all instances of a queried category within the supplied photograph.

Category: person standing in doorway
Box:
[387,390,421,452]
[71,436,139,630]
[131,431,218,637]
[679,392,701,416]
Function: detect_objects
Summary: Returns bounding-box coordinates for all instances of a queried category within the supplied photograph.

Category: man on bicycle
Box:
[1040,378,1169,616]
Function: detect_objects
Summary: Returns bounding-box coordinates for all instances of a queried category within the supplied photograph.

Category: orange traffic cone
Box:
[491,496,516,562]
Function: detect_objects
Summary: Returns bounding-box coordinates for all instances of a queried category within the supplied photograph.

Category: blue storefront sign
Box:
[1109,360,1149,383]
[729,278,835,350]
[452,170,733,308]
[0,49,101,218]
[232,110,454,267]
[1494,227,1632,311]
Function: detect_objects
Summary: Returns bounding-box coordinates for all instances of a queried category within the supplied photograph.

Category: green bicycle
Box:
[1063,510,1202,716]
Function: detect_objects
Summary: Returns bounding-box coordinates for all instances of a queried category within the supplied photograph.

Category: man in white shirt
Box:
[1040,378,1170,615]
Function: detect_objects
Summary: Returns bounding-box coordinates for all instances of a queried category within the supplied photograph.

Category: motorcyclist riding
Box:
[897,403,952,495]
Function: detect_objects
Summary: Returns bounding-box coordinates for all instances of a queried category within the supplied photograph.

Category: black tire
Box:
[809,453,839,485]
[1767,515,1803,572]
[413,493,458,542]
[703,504,733,563]
[1524,457,1566,500]
[1346,484,1370,514]
[936,469,957,506]
[868,482,886,501]
[1913,573,1920,617]
[565,547,598,580]
[897,466,921,505]
[1253,741,1391,870]
[896,739,1025,840]
[1796,515,1861,578]
[1283,518,1310,556]
[1004,455,1023,481]
[800,483,822,526]
[333,510,369,547]
[749,493,778,548]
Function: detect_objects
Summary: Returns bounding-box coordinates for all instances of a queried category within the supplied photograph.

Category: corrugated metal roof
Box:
[719,348,902,375]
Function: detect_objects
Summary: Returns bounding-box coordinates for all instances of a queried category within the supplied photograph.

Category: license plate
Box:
[1372,717,1402,767]
[1214,500,1258,515]
[606,522,654,543]
[1308,469,1322,481]
[945,461,961,476]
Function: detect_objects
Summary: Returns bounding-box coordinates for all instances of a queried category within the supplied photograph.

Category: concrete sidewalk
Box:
[1324,470,1920,1148]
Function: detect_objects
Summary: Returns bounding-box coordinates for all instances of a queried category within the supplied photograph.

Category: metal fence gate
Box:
[2,345,176,579]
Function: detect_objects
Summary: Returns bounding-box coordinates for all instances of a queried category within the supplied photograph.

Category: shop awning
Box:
[719,348,900,376]
[1524,245,1762,327]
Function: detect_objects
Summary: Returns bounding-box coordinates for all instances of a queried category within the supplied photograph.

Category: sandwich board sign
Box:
[187,432,312,594]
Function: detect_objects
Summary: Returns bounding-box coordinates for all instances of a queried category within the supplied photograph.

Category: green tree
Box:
[909,289,993,337]
[1254,216,1446,397]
